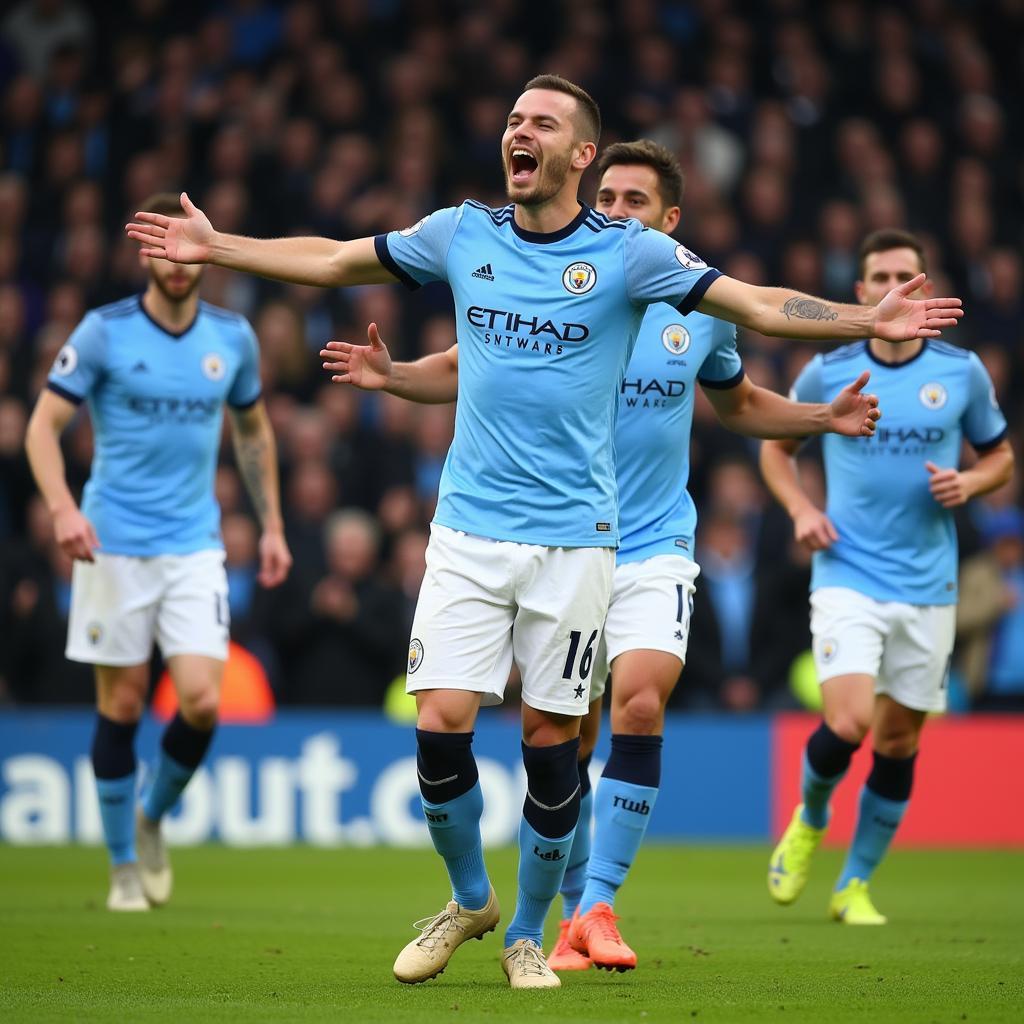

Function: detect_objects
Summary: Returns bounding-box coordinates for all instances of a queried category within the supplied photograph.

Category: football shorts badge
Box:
[674,244,707,270]
[53,344,78,376]
[562,261,597,295]
[87,622,104,646]
[662,323,691,354]
[202,353,226,381]
[408,638,424,674]
[919,382,947,409]
[818,637,838,664]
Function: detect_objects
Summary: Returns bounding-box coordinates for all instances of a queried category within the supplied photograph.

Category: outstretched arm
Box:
[320,323,459,404]
[25,389,100,562]
[126,193,395,288]
[705,371,880,439]
[227,399,292,587]
[759,438,838,552]
[697,273,963,342]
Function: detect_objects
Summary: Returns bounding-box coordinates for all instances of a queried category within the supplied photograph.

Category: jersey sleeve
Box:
[624,223,722,315]
[962,353,1008,450]
[46,311,107,404]
[788,354,824,404]
[227,319,263,409]
[373,206,463,290]
[697,318,743,389]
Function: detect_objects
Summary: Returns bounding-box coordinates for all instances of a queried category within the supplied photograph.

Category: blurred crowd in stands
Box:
[1,0,1022,714]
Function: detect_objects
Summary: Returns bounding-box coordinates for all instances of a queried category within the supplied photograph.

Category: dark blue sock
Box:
[142,713,215,822]
[801,722,860,829]
[91,714,139,865]
[560,754,593,919]
[416,729,490,910]
[579,734,662,914]
[837,751,916,888]
[505,738,580,947]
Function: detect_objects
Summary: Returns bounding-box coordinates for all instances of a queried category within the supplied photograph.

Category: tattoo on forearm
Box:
[237,434,270,524]
[781,297,839,322]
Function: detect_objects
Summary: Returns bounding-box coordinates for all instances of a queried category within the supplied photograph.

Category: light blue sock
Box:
[422,781,490,910]
[836,786,908,889]
[96,775,137,865]
[142,750,194,822]
[504,818,576,948]
[560,787,593,919]
[800,750,846,829]
[579,778,658,915]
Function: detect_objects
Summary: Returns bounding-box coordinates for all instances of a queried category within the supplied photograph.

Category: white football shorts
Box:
[405,524,615,716]
[66,549,230,665]
[810,586,956,713]
[590,554,700,700]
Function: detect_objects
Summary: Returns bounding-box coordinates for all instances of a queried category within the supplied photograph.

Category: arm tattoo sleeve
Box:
[781,297,838,322]
[236,432,270,525]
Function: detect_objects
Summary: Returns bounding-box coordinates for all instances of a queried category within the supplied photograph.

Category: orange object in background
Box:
[151,641,276,724]
[773,712,1024,847]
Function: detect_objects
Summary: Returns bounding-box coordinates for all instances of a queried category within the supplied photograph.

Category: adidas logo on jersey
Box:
[472,263,495,281]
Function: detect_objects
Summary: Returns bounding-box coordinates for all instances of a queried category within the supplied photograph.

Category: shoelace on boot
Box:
[590,906,625,944]
[507,942,549,977]
[411,906,466,950]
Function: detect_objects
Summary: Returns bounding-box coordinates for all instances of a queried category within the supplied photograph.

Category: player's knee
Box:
[873,728,919,759]
[616,688,663,735]
[178,688,220,729]
[99,687,145,723]
[824,710,870,746]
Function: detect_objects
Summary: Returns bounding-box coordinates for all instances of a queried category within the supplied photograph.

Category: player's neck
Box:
[868,337,924,365]
[142,286,199,335]
[513,192,584,236]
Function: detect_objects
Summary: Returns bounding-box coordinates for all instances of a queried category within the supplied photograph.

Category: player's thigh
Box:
[512,544,615,716]
[94,662,150,722]
[166,653,225,725]
[609,649,684,735]
[820,674,876,743]
[66,554,160,667]
[405,525,516,707]
[877,603,956,715]
[872,694,927,758]
[154,550,230,661]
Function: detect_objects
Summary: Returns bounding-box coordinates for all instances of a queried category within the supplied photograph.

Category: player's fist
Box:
[125,192,214,263]
[830,370,880,437]
[320,322,393,389]
[258,528,292,588]
[792,505,838,551]
[873,273,964,341]
[52,505,100,562]
[925,461,970,508]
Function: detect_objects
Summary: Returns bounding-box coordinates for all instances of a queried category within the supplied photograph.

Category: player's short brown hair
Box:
[138,192,186,218]
[858,229,927,278]
[596,139,684,209]
[522,74,601,145]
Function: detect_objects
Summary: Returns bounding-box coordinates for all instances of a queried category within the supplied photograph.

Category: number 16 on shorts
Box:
[563,628,598,701]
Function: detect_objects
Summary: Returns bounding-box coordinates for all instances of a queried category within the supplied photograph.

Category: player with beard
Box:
[26,193,292,913]
[126,78,963,988]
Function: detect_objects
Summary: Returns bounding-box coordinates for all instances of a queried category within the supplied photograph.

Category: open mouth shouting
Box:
[509,147,539,186]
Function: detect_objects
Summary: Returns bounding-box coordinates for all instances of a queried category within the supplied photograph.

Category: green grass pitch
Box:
[2,845,1022,1023]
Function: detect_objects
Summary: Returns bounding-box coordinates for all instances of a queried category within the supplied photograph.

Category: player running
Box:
[126,77,962,987]
[319,139,883,972]
[26,193,292,912]
[761,229,1013,924]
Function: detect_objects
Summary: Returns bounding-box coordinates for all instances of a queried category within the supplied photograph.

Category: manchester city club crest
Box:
[87,621,104,646]
[661,323,691,355]
[202,353,226,381]
[562,261,597,295]
[408,638,424,674]
[919,381,948,409]
[818,637,839,664]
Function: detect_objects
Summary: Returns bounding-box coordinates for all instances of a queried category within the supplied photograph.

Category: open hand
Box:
[873,273,963,341]
[829,370,880,437]
[125,192,214,263]
[320,322,393,389]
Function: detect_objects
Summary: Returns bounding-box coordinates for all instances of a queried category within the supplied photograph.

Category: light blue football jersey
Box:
[792,340,1007,605]
[377,203,720,547]
[615,306,742,564]
[47,295,262,556]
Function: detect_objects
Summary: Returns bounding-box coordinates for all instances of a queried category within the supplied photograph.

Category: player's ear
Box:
[573,140,597,171]
[662,206,681,234]
[854,280,866,304]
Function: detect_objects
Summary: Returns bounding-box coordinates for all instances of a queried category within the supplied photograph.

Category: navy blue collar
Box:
[865,339,928,368]
[138,294,200,339]
[510,202,590,244]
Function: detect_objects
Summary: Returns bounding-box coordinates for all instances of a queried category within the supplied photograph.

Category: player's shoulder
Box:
[821,341,868,366]
[462,199,515,229]
[582,207,633,235]
[925,338,971,362]
[199,301,253,339]
[93,295,141,322]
